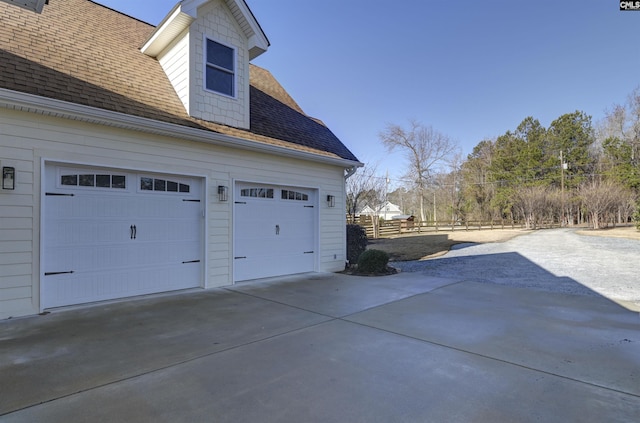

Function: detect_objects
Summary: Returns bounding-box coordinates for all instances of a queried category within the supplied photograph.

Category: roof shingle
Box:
[0,0,359,163]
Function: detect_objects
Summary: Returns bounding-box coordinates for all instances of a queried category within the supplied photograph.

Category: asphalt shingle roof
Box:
[0,0,359,163]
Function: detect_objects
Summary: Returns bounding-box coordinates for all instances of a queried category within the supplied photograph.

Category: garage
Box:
[233,182,317,281]
[42,164,204,309]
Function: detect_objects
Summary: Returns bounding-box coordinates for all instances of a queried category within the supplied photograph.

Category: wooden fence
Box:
[349,215,531,239]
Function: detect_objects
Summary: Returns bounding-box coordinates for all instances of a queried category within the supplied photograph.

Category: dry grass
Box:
[368,225,640,262]
[576,225,640,240]
[367,229,527,261]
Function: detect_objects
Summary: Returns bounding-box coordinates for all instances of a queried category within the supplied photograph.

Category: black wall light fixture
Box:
[218,185,228,202]
[327,195,335,207]
[2,167,15,190]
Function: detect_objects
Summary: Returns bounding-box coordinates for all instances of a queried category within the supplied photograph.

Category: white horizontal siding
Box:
[0,298,33,319]
[0,132,36,318]
[319,169,348,270]
[0,286,31,301]
[0,108,349,317]
[0,274,31,289]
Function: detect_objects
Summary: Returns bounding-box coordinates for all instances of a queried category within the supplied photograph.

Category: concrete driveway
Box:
[1,230,639,422]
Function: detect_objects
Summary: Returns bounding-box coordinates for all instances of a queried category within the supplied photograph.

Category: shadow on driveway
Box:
[1,251,639,422]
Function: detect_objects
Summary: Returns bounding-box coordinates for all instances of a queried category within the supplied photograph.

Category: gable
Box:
[142,0,268,60]
[0,0,360,164]
[189,0,250,128]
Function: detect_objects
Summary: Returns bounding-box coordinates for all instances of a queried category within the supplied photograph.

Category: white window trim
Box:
[203,35,237,99]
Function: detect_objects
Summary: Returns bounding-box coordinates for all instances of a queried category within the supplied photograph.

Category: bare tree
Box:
[512,185,550,229]
[579,180,631,229]
[599,86,640,164]
[379,120,459,221]
[345,162,385,222]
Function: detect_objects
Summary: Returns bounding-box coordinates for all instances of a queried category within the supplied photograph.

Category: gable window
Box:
[205,38,235,97]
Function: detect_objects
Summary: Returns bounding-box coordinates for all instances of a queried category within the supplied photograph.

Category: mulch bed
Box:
[339,265,398,276]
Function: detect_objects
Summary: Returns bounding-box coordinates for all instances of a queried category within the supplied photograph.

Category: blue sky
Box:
[96,0,640,183]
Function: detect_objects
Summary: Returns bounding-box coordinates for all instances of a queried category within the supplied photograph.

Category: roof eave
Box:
[225,0,269,60]
[140,4,195,57]
[0,88,362,169]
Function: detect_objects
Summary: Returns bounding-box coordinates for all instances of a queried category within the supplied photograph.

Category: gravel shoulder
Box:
[385,227,640,312]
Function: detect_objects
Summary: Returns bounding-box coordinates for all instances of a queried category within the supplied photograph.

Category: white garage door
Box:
[42,164,203,309]
[234,183,317,281]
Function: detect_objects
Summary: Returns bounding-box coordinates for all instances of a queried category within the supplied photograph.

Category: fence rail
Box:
[348,216,541,239]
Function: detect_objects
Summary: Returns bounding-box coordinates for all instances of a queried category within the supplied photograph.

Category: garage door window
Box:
[281,190,309,201]
[140,177,190,193]
[241,188,274,199]
[60,173,126,189]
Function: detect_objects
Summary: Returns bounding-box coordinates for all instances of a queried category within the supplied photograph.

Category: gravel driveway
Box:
[392,228,640,311]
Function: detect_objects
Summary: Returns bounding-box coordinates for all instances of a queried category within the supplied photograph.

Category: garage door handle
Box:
[130,225,137,240]
[275,224,280,235]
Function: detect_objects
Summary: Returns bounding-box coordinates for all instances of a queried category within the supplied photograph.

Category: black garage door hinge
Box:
[45,271,75,276]
[46,193,74,196]
[304,251,314,254]
[234,256,247,259]
[304,205,314,208]
[235,201,247,205]
[182,260,201,264]
[183,199,201,202]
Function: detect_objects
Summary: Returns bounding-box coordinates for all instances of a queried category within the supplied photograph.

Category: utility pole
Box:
[560,150,566,225]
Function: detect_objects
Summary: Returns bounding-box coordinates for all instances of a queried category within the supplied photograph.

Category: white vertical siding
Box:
[158,30,191,114]
[0,109,348,318]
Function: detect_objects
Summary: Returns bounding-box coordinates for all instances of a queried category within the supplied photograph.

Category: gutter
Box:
[0,88,363,169]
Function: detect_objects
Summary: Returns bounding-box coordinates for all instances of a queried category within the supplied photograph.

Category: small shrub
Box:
[346,224,367,264]
[357,249,389,274]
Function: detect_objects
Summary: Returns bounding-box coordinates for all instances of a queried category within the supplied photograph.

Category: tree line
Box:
[348,88,640,230]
